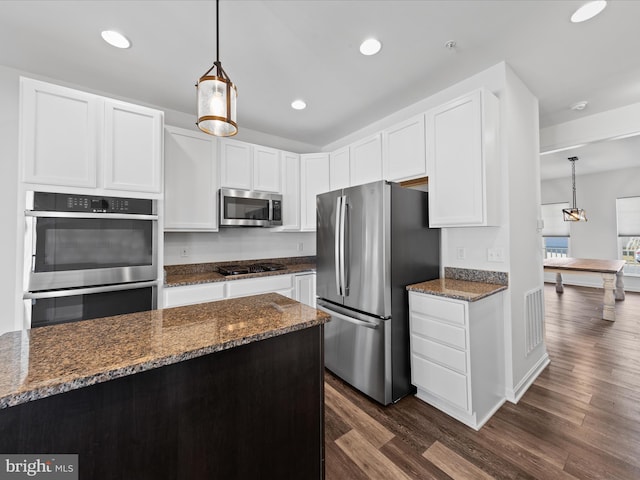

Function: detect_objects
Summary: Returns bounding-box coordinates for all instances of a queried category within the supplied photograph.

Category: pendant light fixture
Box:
[562,156,587,221]
[196,0,237,137]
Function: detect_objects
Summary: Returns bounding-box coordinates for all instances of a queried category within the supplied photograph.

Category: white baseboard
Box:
[505,352,550,403]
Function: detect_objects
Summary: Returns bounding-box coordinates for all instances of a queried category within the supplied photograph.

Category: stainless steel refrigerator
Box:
[316,180,440,405]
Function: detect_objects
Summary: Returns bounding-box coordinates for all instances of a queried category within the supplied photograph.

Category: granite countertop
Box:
[165,256,316,287]
[407,278,507,302]
[406,267,509,302]
[0,293,329,409]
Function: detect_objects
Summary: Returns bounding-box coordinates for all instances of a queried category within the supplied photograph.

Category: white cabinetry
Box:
[329,147,350,191]
[294,273,316,307]
[20,77,163,194]
[350,133,383,186]
[163,282,225,308]
[253,145,281,193]
[164,126,218,231]
[219,140,281,193]
[226,275,294,299]
[21,78,98,188]
[408,290,505,430]
[383,115,426,182]
[300,153,330,231]
[426,88,500,227]
[219,138,252,190]
[279,151,301,230]
[103,100,163,193]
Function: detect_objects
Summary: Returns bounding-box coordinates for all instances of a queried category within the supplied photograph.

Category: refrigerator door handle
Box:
[339,195,347,296]
[317,305,379,330]
[334,195,343,296]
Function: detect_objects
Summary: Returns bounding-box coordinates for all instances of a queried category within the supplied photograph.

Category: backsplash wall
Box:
[164,230,317,265]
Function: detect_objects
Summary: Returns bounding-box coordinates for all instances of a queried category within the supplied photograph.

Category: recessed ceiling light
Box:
[570,1,607,23]
[359,38,382,56]
[101,30,131,49]
[570,101,588,111]
[291,100,307,110]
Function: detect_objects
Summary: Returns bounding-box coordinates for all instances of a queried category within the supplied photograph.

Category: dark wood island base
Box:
[0,294,327,479]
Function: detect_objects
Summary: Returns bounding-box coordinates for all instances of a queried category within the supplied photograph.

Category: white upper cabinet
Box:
[253,145,281,193]
[219,138,252,190]
[300,153,330,231]
[350,133,383,186]
[219,139,281,193]
[164,126,218,231]
[329,146,350,191]
[279,151,301,230]
[383,115,426,182]
[103,100,163,193]
[426,88,500,227]
[20,77,163,194]
[21,78,99,188]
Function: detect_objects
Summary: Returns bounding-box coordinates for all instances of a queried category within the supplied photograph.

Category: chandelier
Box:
[562,156,587,221]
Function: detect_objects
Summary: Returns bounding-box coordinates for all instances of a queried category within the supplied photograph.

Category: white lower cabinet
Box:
[162,272,317,308]
[408,290,505,430]
[163,282,225,308]
[226,275,293,299]
[294,273,316,308]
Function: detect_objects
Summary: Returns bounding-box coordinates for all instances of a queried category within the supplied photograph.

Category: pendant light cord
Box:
[216,0,219,63]
[569,156,577,209]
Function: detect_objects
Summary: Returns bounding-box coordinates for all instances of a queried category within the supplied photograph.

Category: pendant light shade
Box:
[196,0,237,137]
[562,156,587,222]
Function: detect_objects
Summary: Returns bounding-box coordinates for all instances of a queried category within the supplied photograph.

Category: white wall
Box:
[164,230,316,265]
[502,66,548,401]
[0,65,21,335]
[541,167,640,292]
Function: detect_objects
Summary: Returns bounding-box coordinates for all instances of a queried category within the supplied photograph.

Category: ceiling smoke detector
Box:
[570,101,588,111]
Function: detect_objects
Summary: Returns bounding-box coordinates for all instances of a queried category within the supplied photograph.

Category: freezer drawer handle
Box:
[317,305,379,330]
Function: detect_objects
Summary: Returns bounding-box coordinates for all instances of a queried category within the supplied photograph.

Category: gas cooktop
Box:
[217,262,287,276]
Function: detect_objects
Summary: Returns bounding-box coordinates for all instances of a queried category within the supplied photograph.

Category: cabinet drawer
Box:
[410,313,467,349]
[226,275,293,298]
[410,293,466,325]
[163,282,225,307]
[411,334,467,373]
[412,355,469,411]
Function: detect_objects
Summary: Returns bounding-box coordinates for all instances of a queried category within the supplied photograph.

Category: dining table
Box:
[543,257,626,321]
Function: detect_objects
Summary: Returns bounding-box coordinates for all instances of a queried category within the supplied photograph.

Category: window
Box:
[616,197,640,275]
[541,202,570,258]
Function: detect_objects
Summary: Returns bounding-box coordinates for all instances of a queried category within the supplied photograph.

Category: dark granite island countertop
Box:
[0,293,329,479]
[0,293,328,409]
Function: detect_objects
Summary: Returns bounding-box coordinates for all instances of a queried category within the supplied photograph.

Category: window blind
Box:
[616,197,640,236]
[541,202,570,236]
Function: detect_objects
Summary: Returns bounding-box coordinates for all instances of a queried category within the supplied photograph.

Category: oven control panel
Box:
[31,192,154,215]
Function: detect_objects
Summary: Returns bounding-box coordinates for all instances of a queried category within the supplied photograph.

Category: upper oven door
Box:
[219,188,273,227]
[25,211,158,291]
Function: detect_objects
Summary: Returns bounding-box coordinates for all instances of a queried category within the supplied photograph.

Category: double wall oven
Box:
[23,191,159,328]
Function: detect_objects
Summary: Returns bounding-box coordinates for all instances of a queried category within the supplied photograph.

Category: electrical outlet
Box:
[487,247,504,262]
[456,247,466,260]
[180,247,190,257]
[297,242,304,252]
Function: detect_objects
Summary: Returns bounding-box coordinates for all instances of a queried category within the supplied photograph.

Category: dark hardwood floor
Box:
[324,283,640,479]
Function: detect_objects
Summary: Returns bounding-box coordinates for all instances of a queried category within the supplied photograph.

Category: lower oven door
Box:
[24,281,158,328]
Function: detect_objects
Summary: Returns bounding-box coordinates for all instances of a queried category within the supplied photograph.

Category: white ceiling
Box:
[1,1,640,175]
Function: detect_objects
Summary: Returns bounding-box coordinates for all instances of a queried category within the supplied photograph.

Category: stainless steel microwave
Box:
[219,188,283,227]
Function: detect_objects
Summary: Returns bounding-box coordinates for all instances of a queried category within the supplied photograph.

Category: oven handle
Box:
[25,211,158,220]
[24,280,159,299]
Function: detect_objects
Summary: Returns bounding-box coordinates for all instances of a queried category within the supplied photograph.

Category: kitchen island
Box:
[0,293,329,479]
